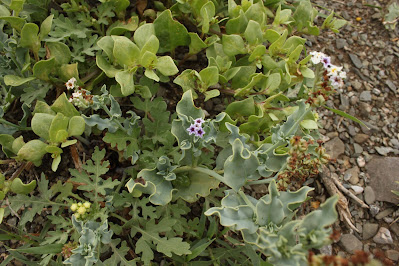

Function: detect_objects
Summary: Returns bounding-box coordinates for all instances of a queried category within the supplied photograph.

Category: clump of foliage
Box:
[0,0,366,265]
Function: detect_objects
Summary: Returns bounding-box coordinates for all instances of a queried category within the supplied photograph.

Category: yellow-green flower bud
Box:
[70,203,78,212]
[75,213,80,219]
[77,206,86,215]
[78,202,82,207]
[83,202,91,209]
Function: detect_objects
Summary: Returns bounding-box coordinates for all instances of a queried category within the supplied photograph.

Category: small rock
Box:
[336,38,348,49]
[351,185,364,194]
[375,146,394,156]
[373,227,393,244]
[367,157,399,204]
[363,223,379,240]
[354,133,369,143]
[375,208,395,220]
[340,234,363,254]
[386,80,397,93]
[353,143,363,155]
[359,91,372,102]
[349,53,363,68]
[386,250,399,261]
[319,245,333,256]
[364,186,376,204]
[352,80,362,90]
[345,167,360,185]
[325,137,345,159]
[369,205,380,216]
[357,156,366,167]
[384,55,394,66]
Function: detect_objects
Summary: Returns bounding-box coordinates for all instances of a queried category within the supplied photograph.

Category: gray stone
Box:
[384,55,394,66]
[369,205,380,216]
[352,80,362,90]
[354,133,369,143]
[324,137,345,159]
[353,143,363,155]
[386,80,397,93]
[336,38,348,49]
[386,250,399,261]
[319,245,332,256]
[364,186,376,204]
[340,234,363,254]
[349,53,363,68]
[345,167,360,185]
[375,208,395,220]
[373,227,393,244]
[359,91,372,102]
[367,157,399,204]
[375,146,395,156]
[363,223,379,240]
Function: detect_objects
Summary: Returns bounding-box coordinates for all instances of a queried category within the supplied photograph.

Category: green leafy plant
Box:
[0,0,359,264]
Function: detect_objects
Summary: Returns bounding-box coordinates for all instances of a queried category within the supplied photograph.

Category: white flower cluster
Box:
[65,77,92,109]
[70,201,91,220]
[310,51,346,89]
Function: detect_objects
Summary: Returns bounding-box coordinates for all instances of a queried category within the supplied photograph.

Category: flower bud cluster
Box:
[61,242,78,259]
[70,201,91,220]
[65,77,93,109]
[186,118,206,138]
[277,136,330,191]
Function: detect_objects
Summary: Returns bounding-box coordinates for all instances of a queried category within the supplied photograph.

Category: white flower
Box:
[327,65,343,77]
[65,77,77,90]
[310,51,326,65]
[339,71,347,79]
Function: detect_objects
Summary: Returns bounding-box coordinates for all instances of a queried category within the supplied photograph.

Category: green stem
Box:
[110,213,128,224]
[174,166,225,183]
[312,64,322,93]
[74,135,90,146]
[238,190,256,212]
[0,118,31,131]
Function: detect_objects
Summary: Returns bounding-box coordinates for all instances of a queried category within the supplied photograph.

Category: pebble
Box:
[387,250,399,261]
[345,167,360,185]
[354,134,369,143]
[324,137,345,159]
[375,208,395,220]
[375,146,394,156]
[353,143,363,155]
[359,91,372,102]
[319,245,333,256]
[384,55,394,66]
[356,156,366,167]
[351,185,363,194]
[363,223,379,240]
[364,186,376,205]
[349,53,363,68]
[369,205,380,216]
[340,234,363,254]
[336,39,348,49]
[386,80,397,93]
[373,227,393,244]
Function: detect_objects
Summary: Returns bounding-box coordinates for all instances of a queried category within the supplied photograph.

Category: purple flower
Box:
[195,127,205,138]
[194,118,204,125]
[321,56,331,69]
[187,125,197,135]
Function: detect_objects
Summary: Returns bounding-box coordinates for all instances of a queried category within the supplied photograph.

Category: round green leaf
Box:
[17,140,48,166]
[68,116,85,137]
[155,56,178,76]
[4,75,35,86]
[31,113,55,140]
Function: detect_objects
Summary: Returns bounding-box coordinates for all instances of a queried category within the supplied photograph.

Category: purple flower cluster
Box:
[187,118,205,138]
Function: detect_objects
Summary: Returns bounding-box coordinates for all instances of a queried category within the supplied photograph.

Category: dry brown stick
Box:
[331,176,369,209]
[70,144,83,172]
[320,166,360,233]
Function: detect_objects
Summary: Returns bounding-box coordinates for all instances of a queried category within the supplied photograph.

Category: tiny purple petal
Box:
[194,118,204,125]
[187,125,197,135]
[321,56,331,68]
[195,127,205,138]
[193,123,201,128]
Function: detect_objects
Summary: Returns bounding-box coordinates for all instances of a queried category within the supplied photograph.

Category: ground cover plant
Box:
[0,0,386,265]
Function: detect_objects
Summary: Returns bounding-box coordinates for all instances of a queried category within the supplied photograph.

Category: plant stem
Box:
[0,118,31,131]
[74,135,90,146]
[238,190,256,212]
[110,213,128,224]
